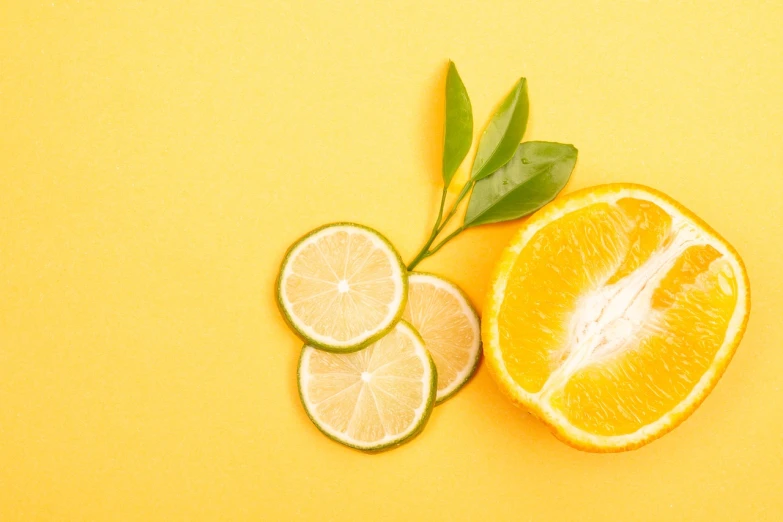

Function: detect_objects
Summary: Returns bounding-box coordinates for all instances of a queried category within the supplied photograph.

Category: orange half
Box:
[483,184,750,452]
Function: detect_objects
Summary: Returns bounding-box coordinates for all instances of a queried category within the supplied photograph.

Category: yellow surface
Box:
[1,1,782,520]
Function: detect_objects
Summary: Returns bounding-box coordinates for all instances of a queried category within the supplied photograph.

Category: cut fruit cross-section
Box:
[403,273,481,403]
[298,321,437,452]
[484,183,750,452]
[277,223,408,353]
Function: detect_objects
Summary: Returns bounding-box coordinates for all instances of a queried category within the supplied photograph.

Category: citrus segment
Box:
[484,184,750,451]
[552,257,738,436]
[606,197,672,284]
[497,202,629,393]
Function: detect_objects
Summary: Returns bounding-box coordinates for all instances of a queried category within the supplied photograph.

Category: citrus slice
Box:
[277,223,407,353]
[484,183,750,452]
[297,320,437,452]
[403,273,481,403]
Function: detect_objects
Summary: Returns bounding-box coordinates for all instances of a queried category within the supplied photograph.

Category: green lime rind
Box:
[276,222,408,354]
[297,320,438,453]
[407,271,483,405]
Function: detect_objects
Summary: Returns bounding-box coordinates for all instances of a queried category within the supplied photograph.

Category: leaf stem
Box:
[427,226,465,257]
[433,186,448,231]
[406,180,475,271]
[438,180,474,231]
[406,247,429,272]
[406,187,447,271]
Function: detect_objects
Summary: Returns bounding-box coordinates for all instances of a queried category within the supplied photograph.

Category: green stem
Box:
[426,225,465,257]
[433,186,448,231]
[406,188,448,271]
[438,180,474,232]
[406,233,437,271]
[406,180,475,271]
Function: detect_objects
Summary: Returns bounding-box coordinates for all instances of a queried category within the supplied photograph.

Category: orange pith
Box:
[484,184,750,451]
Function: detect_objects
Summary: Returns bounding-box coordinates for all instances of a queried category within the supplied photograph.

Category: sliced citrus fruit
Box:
[484,183,750,452]
[277,223,407,353]
[403,273,481,403]
[297,320,437,452]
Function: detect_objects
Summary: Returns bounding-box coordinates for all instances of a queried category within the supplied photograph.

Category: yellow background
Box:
[2,1,782,520]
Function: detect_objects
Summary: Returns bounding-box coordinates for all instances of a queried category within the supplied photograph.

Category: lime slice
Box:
[297,320,437,452]
[277,223,408,353]
[403,273,481,403]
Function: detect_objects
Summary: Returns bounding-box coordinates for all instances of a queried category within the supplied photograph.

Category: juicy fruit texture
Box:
[484,184,750,451]
[277,223,407,352]
[403,273,481,403]
[298,321,437,451]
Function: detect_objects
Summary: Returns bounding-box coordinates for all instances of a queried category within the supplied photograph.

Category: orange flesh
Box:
[497,197,739,436]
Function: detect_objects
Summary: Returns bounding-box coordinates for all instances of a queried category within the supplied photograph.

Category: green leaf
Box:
[464,141,577,228]
[442,61,473,187]
[469,78,529,181]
